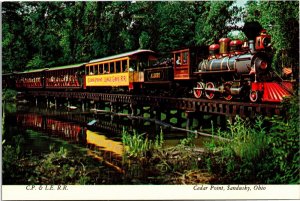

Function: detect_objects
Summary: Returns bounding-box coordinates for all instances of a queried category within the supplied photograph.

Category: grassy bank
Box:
[121,96,299,184]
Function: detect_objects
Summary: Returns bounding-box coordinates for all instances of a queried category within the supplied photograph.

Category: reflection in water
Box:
[46,118,82,142]
[17,113,83,142]
[85,130,125,174]
[16,112,125,173]
[86,130,123,156]
[5,103,208,184]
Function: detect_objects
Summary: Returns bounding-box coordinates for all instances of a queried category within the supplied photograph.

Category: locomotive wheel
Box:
[193,82,205,99]
[205,82,215,99]
[223,82,233,101]
[249,90,260,102]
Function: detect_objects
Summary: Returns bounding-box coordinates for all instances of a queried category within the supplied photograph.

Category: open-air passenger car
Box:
[14,68,47,89]
[45,63,85,89]
[84,49,157,92]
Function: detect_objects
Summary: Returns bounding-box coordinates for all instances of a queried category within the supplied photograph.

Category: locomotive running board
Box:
[261,82,293,103]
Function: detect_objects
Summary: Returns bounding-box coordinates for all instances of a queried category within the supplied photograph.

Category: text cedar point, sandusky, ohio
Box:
[193,185,266,192]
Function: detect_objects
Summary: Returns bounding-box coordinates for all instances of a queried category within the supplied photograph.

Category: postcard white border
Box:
[2,185,300,200]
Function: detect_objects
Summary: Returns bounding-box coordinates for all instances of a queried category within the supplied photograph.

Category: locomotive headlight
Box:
[254,56,269,71]
[262,37,271,48]
[260,61,268,70]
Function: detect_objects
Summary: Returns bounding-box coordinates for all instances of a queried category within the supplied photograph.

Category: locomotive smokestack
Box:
[242,21,263,41]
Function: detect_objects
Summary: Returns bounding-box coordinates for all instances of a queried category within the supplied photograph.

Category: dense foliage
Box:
[3,1,298,74]
[3,1,299,74]
[206,97,299,184]
[243,1,299,77]
[0,2,233,72]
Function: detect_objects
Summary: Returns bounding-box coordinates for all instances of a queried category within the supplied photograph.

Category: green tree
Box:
[123,1,159,50]
[244,1,299,77]
[195,1,242,46]
[60,2,90,63]
[23,2,66,68]
[2,2,29,73]
[156,2,196,53]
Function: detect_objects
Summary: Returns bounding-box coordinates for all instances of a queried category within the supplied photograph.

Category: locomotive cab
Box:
[172,47,208,80]
[173,49,191,80]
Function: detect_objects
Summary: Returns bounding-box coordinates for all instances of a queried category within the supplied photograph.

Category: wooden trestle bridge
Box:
[15,91,284,133]
[26,91,284,122]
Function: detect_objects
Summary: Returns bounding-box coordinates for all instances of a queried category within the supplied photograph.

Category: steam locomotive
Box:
[194,29,273,102]
[6,26,293,103]
[144,29,293,102]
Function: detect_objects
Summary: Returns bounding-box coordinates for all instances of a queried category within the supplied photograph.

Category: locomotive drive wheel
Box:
[223,82,233,101]
[193,82,205,99]
[205,82,215,99]
[249,90,260,102]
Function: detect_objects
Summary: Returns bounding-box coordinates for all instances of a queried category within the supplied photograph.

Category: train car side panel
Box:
[85,72,130,87]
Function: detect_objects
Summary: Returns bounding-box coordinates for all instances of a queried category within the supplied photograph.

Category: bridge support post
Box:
[155,108,161,133]
[218,115,227,129]
[186,112,194,132]
[54,98,57,109]
[110,102,116,113]
[165,110,171,125]
[227,116,234,125]
[46,97,49,108]
[130,103,138,128]
[81,100,85,112]
[194,112,204,131]
[177,110,184,128]
[110,102,116,121]
[130,103,137,116]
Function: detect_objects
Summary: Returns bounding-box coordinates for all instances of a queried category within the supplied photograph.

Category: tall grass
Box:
[205,96,299,183]
[122,127,164,158]
[204,116,269,183]
[216,116,267,161]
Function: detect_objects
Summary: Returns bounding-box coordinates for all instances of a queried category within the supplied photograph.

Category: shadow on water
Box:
[3,103,210,184]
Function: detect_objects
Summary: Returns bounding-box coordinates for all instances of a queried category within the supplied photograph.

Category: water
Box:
[2,103,209,184]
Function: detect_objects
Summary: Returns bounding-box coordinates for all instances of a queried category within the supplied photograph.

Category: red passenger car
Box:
[15,69,46,89]
[45,63,85,89]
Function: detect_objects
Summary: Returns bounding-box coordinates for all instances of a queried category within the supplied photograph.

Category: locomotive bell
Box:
[242,41,249,50]
[219,38,231,55]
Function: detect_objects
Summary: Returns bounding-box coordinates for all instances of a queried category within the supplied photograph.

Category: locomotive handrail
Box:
[144,66,173,70]
[193,70,236,74]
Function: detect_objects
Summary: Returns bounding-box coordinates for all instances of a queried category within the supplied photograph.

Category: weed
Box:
[204,96,299,184]
[122,127,164,158]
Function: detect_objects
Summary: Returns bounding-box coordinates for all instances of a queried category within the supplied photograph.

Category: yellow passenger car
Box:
[85,49,157,92]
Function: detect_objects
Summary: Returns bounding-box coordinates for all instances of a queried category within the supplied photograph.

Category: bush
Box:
[263,96,299,183]
[205,96,299,184]
[2,89,17,102]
